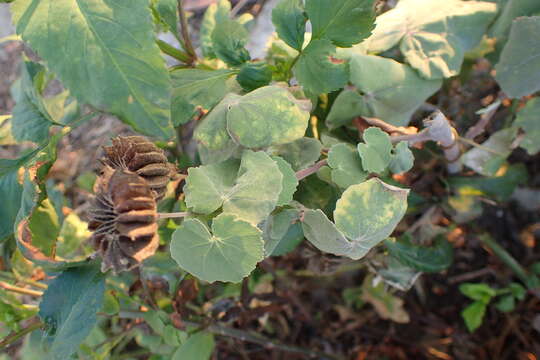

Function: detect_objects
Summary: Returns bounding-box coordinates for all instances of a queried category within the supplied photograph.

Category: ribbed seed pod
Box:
[89,167,159,273]
[101,136,176,201]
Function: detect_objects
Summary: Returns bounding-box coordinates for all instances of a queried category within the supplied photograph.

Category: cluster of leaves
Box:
[1,0,539,358]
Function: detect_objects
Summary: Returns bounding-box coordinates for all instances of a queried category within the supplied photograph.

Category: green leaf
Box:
[39,263,105,360]
[270,137,323,171]
[0,172,23,241]
[515,96,540,155]
[28,198,60,257]
[170,214,264,283]
[293,39,349,94]
[333,178,409,258]
[306,0,375,47]
[495,17,540,98]
[171,69,235,126]
[495,294,515,313]
[173,332,214,360]
[508,282,526,300]
[326,89,367,130]
[367,0,497,79]
[12,0,173,139]
[461,301,487,332]
[376,256,422,291]
[0,289,37,331]
[389,141,414,174]
[11,61,54,143]
[194,94,241,152]
[384,235,454,273]
[271,0,306,51]
[200,0,231,58]
[327,143,368,188]
[57,213,92,258]
[348,54,442,126]
[459,282,496,303]
[302,179,408,259]
[153,0,178,35]
[226,86,309,148]
[211,17,251,66]
[357,127,393,173]
[272,156,299,206]
[236,61,272,92]
[262,208,303,256]
[185,151,282,225]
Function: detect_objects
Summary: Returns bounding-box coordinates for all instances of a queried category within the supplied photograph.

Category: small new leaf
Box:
[357,127,393,174]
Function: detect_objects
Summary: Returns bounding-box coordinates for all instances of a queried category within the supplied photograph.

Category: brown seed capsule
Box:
[89,167,159,273]
[101,136,176,201]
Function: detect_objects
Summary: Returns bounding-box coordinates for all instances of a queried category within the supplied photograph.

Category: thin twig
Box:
[465,94,504,140]
[177,0,197,64]
[0,318,43,349]
[295,159,328,180]
[158,212,190,219]
[362,116,414,135]
[0,272,47,289]
[0,281,43,297]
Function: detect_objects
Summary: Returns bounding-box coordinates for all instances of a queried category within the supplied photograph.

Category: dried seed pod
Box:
[89,167,159,273]
[101,136,176,200]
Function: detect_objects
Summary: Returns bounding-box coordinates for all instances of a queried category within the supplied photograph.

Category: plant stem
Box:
[177,0,197,64]
[118,310,342,360]
[295,159,328,181]
[0,318,43,349]
[0,281,43,297]
[0,272,48,289]
[478,235,539,289]
[158,212,190,219]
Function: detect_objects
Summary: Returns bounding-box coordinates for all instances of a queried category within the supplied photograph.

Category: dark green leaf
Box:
[12,0,173,139]
[384,235,454,273]
[293,39,349,94]
[306,0,375,47]
[172,332,215,360]
[39,263,105,360]
[270,137,323,171]
[495,294,515,312]
[153,0,178,35]
[262,208,303,256]
[271,0,306,51]
[495,17,540,98]
[236,62,272,92]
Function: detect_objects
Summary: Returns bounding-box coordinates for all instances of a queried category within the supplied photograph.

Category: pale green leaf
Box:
[326,89,367,130]
[170,214,264,283]
[39,263,105,360]
[272,156,299,206]
[272,0,306,51]
[367,0,497,79]
[389,141,414,174]
[357,127,392,173]
[462,127,517,175]
[488,0,540,47]
[270,137,323,171]
[301,209,354,257]
[226,86,309,148]
[211,17,251,66]
[306,0,375,47]
[28,198,60,257]
[12,0,173,139]
[57,213,92,258]
[171,69,235,126]
[194,93,241,152]
[515,98,540,155]
[495,16,540,98]
[333,178,409,259]
[348,54,442,126]
[200,0,231,58]
[327,143,367,188]
[185,151,282,225]
[384,235,453,273]
[292,39,349,94]
[173,332,214,360]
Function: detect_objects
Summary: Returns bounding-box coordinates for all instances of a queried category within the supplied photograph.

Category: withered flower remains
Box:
[101,136,176,200]
[89,166,159,273]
